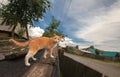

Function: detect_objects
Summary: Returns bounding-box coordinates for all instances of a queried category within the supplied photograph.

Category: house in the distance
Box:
[0,17,27,39]
[86,46,119,57]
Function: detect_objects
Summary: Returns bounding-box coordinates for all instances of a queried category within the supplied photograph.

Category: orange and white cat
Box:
[9,34,62,66]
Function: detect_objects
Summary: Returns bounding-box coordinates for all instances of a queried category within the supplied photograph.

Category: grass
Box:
[78,54,120,68]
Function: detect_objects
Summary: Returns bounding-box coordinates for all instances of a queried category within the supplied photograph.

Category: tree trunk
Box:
[25,25,29,40]
[11,25,16,38]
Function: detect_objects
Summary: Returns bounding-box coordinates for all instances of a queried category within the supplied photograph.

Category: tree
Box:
[0,0,50,39]
[43,16,63,37]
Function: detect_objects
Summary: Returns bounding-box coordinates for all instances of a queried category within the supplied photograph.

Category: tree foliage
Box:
[18,27,26,38]
[43,16,63,37]
[0,0,50,38]
[64,46,76,54]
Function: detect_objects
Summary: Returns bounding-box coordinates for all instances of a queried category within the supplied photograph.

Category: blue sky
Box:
[1,0,120,52]
[33,0,120,52]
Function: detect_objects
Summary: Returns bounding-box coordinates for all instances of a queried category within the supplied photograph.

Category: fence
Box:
[59,50,120,77]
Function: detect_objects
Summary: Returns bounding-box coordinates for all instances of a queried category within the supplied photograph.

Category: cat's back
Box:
[30,37,51,43]
[39,37,51,41]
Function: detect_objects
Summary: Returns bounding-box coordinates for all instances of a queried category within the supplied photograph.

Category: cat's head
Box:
[52,33,63,43]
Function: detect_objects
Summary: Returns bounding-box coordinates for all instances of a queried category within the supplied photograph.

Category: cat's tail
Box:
[9,39,29,47]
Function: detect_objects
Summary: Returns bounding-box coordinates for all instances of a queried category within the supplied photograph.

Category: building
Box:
[0,17,27,39]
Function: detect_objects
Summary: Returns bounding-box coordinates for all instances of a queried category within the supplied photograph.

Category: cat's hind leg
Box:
[32,51,37,61]
[25,51,34,66]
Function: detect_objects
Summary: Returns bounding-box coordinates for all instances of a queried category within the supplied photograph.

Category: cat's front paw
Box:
[25,63,31,66]
[50,55,55,58]
[32,57,37,61]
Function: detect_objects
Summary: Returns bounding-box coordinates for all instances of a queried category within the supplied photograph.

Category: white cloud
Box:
[28,25,44,38]
[59,37,76,47]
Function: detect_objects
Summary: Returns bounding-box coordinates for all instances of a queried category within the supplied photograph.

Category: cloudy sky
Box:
[33,0,120,52]
[1,0,120,52]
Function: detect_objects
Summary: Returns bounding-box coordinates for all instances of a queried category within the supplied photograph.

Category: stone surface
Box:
[0,54,5,60]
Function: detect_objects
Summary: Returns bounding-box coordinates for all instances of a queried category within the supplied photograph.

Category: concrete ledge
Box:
[63,52,120,77]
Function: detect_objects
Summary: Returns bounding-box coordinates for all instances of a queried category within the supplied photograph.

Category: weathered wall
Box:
[59,51,102,77]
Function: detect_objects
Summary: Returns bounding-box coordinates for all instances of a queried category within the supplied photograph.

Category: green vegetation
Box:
[64,46,77,54]
[95,49,100,55]
[43,16,64,37]
[18,27,26,38]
